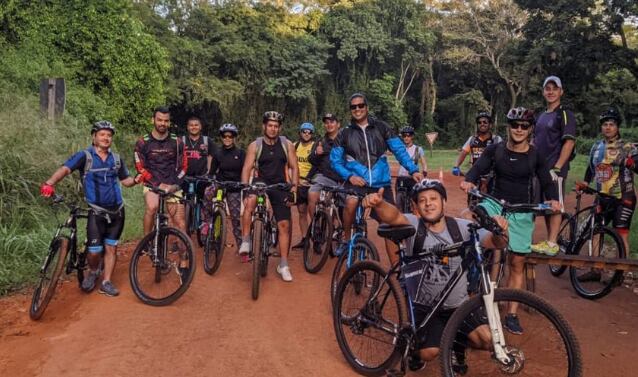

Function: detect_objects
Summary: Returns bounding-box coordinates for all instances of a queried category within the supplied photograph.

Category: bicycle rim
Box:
[129,228,195,306]
[333,260,407,376]
[331,237,379,305]
[439,289,582,377]
[30,237,69,320]
[251,219,264,300]
[569,227,625,300]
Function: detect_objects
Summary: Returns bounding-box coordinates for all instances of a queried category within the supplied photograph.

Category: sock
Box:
[242,236,250,244]
[279,259,288,268]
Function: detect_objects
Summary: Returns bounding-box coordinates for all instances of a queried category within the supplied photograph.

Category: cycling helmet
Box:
[506,107,535,124]
[411,179,447,201]
[219,123,239,136]
[400,126,415,135]
[263,111,284,124]
[91,120,115,135]
[599,107,622,126]
[299,122,315,132]
[475,112,492,123]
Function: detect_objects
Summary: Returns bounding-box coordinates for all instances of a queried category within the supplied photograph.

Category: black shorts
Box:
[599,196,636,229]
[343,183,395,223]
[297,185,309,205]
[413,305,486,350]
[87,207,125,253]
[182,179,209,201]
[535,170,567,203]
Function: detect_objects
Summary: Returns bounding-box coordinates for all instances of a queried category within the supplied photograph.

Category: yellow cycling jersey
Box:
[296,141,314,180]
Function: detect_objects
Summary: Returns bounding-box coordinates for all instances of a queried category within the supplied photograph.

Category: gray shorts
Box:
[309,174,339,193]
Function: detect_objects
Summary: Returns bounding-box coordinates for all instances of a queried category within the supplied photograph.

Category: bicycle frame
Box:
[345,197,368,269]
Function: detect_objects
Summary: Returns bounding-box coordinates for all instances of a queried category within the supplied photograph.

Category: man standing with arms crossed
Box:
[531,76,576,255]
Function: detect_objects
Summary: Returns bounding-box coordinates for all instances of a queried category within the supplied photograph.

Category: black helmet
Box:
[475,112,492,123]
[400,126,415,135]
[263,111,284,124]
[506,107,535,124]
[219,123,239,136]
[91,120,115,135]
[599,108,622,126]
[411,179,447,201]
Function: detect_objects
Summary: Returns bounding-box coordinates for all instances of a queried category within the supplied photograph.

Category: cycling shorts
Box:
[479,198,534,254]
[87,207,125,253]
[297,185,309,205]
[599,196,636,229]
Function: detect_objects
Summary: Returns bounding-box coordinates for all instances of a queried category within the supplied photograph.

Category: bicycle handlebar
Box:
[576,185,618,200]
[319,185,374,198]
[467,189,554,215]
[240,182,292,192]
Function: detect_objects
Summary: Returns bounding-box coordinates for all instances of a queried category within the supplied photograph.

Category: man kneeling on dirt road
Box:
[361,179,508,371]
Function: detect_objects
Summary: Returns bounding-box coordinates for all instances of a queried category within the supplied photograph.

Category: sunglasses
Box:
[477,120,489,125]
[301,130,313,135]
[510,122,531,130]
[221,134,234,139]
[401,133,414,138]
[350,103,366,110]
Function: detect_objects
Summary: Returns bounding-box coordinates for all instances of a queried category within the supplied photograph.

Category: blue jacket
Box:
[330,117,418,188]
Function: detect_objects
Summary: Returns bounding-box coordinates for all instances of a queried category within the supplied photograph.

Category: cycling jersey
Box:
[397,144,425,177]
[295,141,315,181]
[64,146,129,207]
[134,133,187,186]
[211,145,245,185]
[330,117,418,188]
[584,138,638,199]
[462,134,503,165]
[183,135,215,176]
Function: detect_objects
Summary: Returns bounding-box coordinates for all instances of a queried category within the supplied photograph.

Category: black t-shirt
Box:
[211,145,245,183]
[183,136,215,176]
[257,137,288,185]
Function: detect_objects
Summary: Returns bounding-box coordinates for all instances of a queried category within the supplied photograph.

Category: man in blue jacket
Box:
[330,93,423,262]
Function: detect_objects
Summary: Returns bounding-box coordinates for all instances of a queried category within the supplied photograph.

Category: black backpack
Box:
[412,216,464,256]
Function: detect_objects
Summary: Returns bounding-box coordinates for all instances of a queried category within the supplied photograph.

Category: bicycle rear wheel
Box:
[331,237,379,304]
[251,219,264,300]
[203,208,226,275]
[439,289,582,377]
[333,260,407,376]
[304,209,332,273]
[569,226,625,300]
[129,227,195,306]
[550,212,575,277]
[30,236,69,320]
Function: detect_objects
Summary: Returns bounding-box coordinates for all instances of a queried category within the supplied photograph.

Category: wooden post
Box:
[39,78,66,121]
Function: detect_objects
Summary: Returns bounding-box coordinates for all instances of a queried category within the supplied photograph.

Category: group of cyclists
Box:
[38,75,637,370]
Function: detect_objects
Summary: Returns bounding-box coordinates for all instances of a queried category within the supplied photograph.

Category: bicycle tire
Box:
[30,236,69,320]
[550,213,574,277]
[251,218,264,300]
[569,226,625,300]
[304,209,332,273]
[331,237,379,304]
[260,220,270,278]
[333,260,408,376]
[184,201,194,236]
[129,227,195,306]
[439,288,582,377]
[203,208,226,275]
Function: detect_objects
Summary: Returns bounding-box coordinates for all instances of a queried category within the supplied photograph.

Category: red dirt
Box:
[1,173,637,377]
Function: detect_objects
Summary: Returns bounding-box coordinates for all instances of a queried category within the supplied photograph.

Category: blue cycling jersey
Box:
[64,146,129,207]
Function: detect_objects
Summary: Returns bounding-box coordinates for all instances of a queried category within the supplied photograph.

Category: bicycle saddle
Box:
[377,224,415,244]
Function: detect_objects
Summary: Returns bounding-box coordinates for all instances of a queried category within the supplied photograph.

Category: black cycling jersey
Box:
[134,133,187,186]
[211,145,245,184]
[466,143,557,204]
[183,136,215,176]
[256,137,287,185]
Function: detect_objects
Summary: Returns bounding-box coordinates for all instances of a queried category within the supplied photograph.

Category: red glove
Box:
[40,183,55,197]
[136,171,152,184]
[574,181,588,192]
[625,156,635,169]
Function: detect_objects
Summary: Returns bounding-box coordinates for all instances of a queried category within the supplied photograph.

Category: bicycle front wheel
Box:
[333,260,408,376]
[129,227,195,306]
[439,288,582,377]
[30,236,69,320]
[331,237,379,305]
[251,218,264,300]
[203,208,226,275]
[569,226,625,300]
[304,209,332,273]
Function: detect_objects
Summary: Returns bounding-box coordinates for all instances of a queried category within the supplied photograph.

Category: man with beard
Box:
[240,111,299,282]
[461,107,561,335]
[182,116,215,200]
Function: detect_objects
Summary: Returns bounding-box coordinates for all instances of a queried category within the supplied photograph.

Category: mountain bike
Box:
[329,186,379,304]
[303,185,344,273]
[30,195,89,320]
[241,182,290,300]
[332,190,582,377]
[129,185,195,306]
[183,176,210,247]
[549,186,626,300]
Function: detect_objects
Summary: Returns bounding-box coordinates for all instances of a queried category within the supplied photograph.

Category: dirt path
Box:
[1,173,637,377]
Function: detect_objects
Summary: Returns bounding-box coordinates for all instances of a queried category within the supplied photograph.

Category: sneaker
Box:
[577,270,602,282]
[276,265,293,282]
[239,241,250,255]
[531,240,559,256]
[98,280,119,297]
[292,237,306,249]
[408,352,426,372]
[81,270,99,292]
[504,314,524,335]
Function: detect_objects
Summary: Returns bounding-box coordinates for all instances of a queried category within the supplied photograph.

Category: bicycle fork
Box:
[482,280,511,364]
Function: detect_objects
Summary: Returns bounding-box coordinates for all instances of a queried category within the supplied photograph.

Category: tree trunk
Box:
[508,83,517,108]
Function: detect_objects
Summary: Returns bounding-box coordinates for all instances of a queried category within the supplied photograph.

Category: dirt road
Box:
[1,174,637,376]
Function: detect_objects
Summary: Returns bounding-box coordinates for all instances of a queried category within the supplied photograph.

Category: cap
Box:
[543,76,562,89]
[322,113,338,121]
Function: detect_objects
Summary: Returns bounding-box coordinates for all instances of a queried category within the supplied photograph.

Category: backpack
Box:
[82,149,121,182]
[182,135,208,151]
[412,216,464,256]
